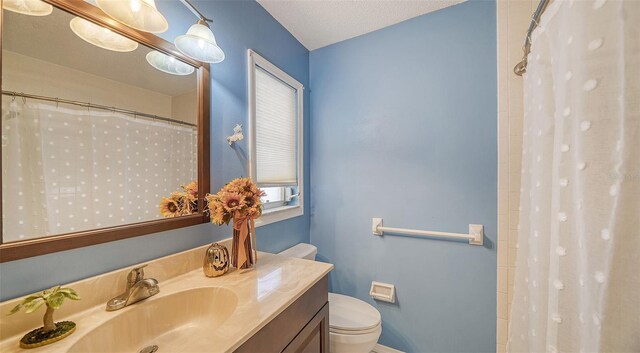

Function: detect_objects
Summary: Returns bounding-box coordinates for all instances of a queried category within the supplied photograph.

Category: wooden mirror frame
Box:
[0,0,211,262]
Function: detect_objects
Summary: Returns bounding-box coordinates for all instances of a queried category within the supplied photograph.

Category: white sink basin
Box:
[68,287,237,353]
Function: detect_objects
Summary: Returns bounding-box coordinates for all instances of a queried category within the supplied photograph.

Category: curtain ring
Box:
[530,15,540,27]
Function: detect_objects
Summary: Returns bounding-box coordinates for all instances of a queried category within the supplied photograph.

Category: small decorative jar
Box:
[203,243,229,277]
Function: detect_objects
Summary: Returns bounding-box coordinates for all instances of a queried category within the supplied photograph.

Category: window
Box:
[248,50,303,226]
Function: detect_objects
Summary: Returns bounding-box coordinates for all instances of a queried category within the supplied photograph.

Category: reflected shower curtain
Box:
[508,1,640,352]
[1,98,197,241]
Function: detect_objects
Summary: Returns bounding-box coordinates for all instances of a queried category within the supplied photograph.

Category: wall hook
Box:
[227,124,244,146]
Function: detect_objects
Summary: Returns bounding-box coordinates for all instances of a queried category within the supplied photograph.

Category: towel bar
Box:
[371,218,483,246]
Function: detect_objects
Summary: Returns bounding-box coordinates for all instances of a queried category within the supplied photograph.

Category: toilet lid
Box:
[329,293,381,332]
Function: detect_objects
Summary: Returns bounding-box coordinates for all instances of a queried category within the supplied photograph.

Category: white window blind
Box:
[254,66,297,185]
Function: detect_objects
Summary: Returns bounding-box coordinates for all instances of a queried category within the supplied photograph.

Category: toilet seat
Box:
[329,293,381,335]
[330,323,381,335]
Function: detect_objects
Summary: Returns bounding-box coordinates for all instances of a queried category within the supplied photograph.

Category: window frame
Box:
[261,186,286,210]
[247,49,304,227]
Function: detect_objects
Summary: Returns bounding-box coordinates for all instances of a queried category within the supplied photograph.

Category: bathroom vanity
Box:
[0,243,333,353]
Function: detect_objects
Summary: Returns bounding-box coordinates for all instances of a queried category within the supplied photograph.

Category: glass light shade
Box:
[175,23,225,63]
[70,17,139,52]
[146,51,195,76]
[96,0,168,33]
[2,0,52,16]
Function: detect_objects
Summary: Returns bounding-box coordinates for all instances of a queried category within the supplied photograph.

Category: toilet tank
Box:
[278,243,317,260]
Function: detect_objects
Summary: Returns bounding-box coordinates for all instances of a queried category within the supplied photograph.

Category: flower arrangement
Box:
[205,178,265,225]
[205,178,266,270]
[159,181,198,218]
[8,286,80,349]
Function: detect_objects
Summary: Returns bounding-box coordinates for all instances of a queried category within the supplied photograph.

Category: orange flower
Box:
[208,201,226,225]
[245,206,261,219]
[250,184,266,198]
[226,177,252,195]
[220,192,246,213]
[205,178,265,224]
[182,181,198,200]
[159,197,181,217]
[244,194,260,208]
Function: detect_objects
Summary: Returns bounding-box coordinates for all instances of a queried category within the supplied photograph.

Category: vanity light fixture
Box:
[95,0,168,33]
[70,17,139,52]
[174,0,225,64]
[145,50,195,76]
[2,0,52,16]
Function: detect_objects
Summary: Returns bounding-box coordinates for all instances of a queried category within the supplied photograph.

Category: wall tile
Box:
[497,0,533,351]
[508,245,517,268]
[497,318,508,345]
[499,216,509,242]
[509,229,519,249]
[509,267,517,287]
[498,291,508,319]
[498,240,508,268]
[498,267,508,293]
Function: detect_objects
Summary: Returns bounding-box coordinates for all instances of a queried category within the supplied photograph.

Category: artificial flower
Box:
[204,177,265,225]
[220,192,246,213]
[183,181,198,200]
[159,181,200,218]
[159,196,181,217]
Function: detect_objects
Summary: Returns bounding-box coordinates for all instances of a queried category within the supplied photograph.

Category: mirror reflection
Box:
[2,6,199,242]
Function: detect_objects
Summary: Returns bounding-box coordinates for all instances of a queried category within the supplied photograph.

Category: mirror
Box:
[0,1,210,260]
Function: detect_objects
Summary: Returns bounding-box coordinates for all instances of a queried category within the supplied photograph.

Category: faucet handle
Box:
[127,265,148,286]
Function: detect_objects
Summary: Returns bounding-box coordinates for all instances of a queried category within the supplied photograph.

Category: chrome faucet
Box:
[106,265,159,311]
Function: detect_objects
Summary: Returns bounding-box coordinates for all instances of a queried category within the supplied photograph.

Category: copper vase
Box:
[231,219,256,270]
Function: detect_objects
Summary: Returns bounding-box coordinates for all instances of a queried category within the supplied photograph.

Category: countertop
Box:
[0,249,333,353]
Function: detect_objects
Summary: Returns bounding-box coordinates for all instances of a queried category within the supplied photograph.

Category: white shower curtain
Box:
[2,98,197,242]
[508,1,639,352]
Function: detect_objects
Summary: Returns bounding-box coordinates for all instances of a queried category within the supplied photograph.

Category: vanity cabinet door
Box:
[283,303,329,353]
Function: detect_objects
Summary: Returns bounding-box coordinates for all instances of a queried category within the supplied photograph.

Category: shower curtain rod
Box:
[514,0,551,76]
[2,90,197,128]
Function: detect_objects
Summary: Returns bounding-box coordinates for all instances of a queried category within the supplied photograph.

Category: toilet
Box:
[279,243,382,353]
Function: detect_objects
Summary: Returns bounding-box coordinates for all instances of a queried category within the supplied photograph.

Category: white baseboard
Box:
[372,343,405,353]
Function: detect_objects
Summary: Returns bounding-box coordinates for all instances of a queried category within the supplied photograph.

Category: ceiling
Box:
[3,6,196,97]
[257,0,466,51]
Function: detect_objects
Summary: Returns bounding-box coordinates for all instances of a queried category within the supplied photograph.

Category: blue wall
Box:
[0,0,310,301]
[308,1,497,352]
